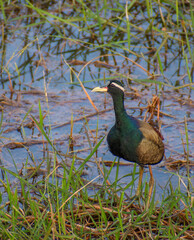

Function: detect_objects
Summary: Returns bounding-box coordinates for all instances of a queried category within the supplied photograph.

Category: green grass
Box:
[0,0,193,239]
[0,152,193,239]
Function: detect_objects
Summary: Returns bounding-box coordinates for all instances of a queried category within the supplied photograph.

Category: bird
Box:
[92,80,164,208]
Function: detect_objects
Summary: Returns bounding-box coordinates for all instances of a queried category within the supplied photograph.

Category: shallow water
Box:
[0,1,193,201]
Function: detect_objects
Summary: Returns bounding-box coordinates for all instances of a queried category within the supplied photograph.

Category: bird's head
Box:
[92,80,125,97]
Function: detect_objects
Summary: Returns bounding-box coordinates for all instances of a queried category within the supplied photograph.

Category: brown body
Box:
[136,120,164,165]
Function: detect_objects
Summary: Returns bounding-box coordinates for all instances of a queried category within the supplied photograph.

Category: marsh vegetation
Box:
[0,0,193,239]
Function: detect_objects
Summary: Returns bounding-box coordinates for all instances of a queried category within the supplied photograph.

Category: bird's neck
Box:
[111,94,127,125]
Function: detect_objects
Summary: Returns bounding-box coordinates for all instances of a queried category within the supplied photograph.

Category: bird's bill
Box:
[91,86,107,92]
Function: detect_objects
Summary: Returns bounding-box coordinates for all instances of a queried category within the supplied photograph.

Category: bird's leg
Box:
[136,166,144,196]
[146,165,154,209]
[126,166,144,208]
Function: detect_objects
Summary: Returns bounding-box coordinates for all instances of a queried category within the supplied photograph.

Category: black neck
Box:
[111,93,127,125]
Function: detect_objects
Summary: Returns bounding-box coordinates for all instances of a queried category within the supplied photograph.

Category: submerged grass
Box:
[0,0,193,239]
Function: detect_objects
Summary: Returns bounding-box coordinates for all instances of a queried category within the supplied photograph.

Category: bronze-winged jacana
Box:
[92,80,164,208]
